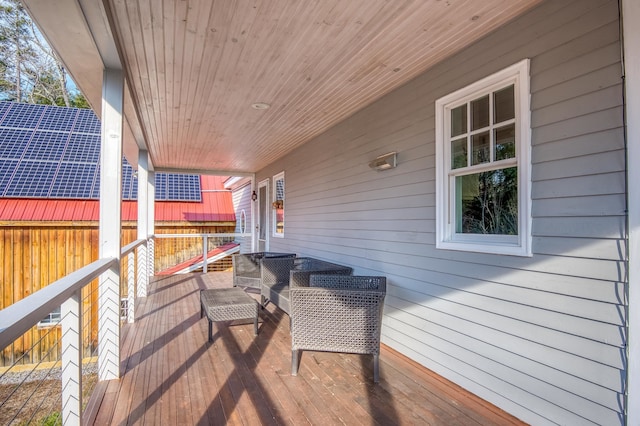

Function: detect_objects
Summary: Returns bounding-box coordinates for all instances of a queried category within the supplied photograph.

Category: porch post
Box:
[148,169,155,276]
[622,0,640,424]
[98,68,124,381]
[60,290,82,424]
[137,150,150,297]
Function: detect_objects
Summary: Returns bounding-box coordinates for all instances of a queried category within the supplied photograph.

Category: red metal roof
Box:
[0,175,235,223]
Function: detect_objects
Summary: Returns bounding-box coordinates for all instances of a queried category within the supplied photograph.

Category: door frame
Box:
[256,178,270,251]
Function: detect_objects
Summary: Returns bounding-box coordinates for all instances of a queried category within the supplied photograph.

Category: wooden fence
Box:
[0,221,235,367]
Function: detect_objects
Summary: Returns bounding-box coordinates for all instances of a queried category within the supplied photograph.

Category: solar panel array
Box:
[0,102,201,201]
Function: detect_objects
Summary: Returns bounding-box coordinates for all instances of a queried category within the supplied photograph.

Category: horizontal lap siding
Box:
[258,0,625,424]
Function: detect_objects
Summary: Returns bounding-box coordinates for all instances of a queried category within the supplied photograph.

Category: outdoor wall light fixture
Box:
[251,190,258,201]
[369,152,397,171]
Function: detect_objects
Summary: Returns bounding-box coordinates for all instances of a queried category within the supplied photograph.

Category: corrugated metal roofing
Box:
[0,175,235,223]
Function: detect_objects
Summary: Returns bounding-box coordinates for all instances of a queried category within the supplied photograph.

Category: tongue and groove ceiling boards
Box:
[22,0,542,173]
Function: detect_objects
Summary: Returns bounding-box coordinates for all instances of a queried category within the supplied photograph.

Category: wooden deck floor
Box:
[88,272,526,425]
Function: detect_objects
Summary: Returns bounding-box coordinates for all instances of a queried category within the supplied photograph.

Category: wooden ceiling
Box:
[24,0,542,174]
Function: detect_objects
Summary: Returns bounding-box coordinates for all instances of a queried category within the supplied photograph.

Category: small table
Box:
[200,288,259,342]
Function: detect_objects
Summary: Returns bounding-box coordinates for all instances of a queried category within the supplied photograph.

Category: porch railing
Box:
[0,233,250,424]
[0,238,148,425]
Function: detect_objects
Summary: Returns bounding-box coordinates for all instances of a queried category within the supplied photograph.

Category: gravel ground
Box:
[0,364,98,425]
[0,361,98,385]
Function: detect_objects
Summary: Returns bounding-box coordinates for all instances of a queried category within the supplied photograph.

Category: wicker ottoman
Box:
[200,288,259,342]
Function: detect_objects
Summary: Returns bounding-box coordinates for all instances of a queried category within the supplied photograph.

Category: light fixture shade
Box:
[369,152,397,171]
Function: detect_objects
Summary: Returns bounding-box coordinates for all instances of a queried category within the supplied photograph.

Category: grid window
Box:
[272,171,285,237]
[38,306,61,327]
[435,59,531,256]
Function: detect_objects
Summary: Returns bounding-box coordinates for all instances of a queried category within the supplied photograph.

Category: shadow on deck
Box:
[87,272,525,425]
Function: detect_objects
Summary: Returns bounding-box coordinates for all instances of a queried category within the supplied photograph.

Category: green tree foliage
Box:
[0,0,88,107]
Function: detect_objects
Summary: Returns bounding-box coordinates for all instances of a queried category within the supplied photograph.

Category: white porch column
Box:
[98,69,124,381]
[137,151,150,297]
[623,1,640,424]
[148,170,156,276]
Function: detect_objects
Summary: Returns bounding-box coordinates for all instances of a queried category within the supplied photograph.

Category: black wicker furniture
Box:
[260,257,353,314]
[200,288,259,342]
[290,275,386,383]
[232,252,296,289]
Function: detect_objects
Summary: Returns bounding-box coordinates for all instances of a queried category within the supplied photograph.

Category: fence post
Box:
[61,290,82,425]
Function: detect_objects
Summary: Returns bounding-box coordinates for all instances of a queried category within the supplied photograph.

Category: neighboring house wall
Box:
[256,0,626,424]
[231,182,253,253]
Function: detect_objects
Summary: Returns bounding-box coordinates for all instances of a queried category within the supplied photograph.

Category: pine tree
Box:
[0,0,88,107]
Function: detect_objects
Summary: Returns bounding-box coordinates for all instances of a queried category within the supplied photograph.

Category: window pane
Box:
[455,167,518,235]
[274,175,285,235]
[494,85,515,123]
[451,105,467,137]
[451,138,467,169]
[275,208,284,234]
[471,131,490,165]
[495,125,516,161]
[471,95,489,130]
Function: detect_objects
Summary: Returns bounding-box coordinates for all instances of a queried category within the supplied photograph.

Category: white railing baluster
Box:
[137,241,148,297]
[203,235,208,273]
[127,251,135,323]
[61,290,82,425]
[148,237,155,277]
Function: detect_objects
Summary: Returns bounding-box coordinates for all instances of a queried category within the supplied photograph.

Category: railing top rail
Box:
[153,233,252,238]
[121,238,147,256]
[0,257,118,351]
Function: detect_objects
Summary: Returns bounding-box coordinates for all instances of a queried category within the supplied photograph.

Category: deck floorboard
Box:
[88,272,527,426]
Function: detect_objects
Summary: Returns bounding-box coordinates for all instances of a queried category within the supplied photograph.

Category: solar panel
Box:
[49,163,97,199]
[0,102,12,123]
[22,131,70,161]
[121,160,135,200]
[37,106,78,132]
[0,129,34,159]
[73,109,101,134]
[0,159,19,196]
[0,101,203,202]
[3,160,58,197]
[64,134,100,163]
[1,103,45,129]
[154,173,167,200]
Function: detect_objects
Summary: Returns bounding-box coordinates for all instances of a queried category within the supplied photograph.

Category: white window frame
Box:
[435,59,532,256]
[239,209,247,234]
[272,171,285,238]
[38,306,61,328]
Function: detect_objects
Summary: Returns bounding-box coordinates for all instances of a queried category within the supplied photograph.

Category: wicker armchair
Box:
[290,274,386,383]
[232,252,296,289]
[260,257,353,314]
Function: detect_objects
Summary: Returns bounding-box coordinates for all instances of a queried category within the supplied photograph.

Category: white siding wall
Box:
[232,182,253,253]
[257,0,626,424]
